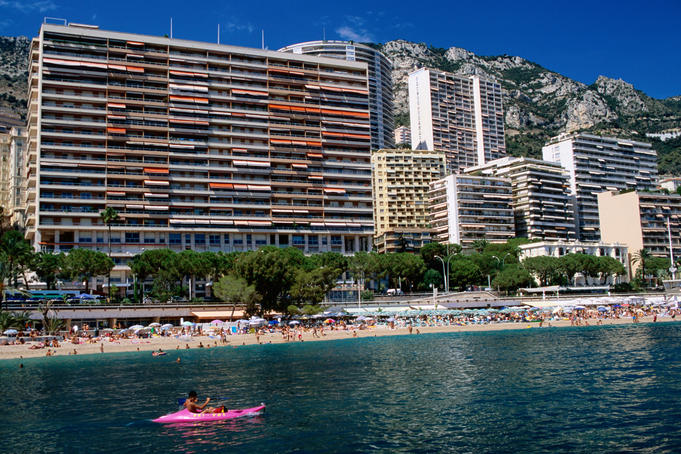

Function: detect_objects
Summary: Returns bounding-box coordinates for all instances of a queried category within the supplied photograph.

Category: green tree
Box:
[62,248,114,294]
[492,264,533,292]
[558,253,583,285]
[522,256,559,286]
[632,249,654,287]
[130,249,179,304]
[213,273,262,316]
[595,256,626,284]
[383,252,426,291]
[289,267,339,305]
[307,252,348,274]
[32,252,64,290]
[471,239,489,254]
[448,257,481,290]
[0,230,33,288]
[99,207,120,301]
[176,250,212,300]
[419,242,461,270]
[234,247,303,313]
[422,268,443,289]
[645,256,672,285]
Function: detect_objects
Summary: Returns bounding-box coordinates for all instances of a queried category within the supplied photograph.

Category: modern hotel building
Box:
[543,133,658,242]
[23,23,374,290]
[408,68,506,173]
[279,40,394,150]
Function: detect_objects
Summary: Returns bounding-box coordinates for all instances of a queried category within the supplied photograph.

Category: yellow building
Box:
[371,149,445,253]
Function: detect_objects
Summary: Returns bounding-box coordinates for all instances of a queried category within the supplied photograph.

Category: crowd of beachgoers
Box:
[1,297,679,359]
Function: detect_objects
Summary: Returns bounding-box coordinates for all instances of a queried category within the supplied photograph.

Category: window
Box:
[195,234,206,245]
[209,234,220,246]
[169,233,181,245]
[223,234,230,244]
[144,234,156,244]
[125,232,139,243]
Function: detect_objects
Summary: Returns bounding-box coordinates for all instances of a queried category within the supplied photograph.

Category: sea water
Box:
[2,323,681,453]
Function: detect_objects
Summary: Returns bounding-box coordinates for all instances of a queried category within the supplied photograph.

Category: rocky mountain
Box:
[378,40,681,169]
[0,36,30,119]
[0,35,680,172]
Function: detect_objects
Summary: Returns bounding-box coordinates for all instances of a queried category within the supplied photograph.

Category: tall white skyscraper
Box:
[409,68,506,173]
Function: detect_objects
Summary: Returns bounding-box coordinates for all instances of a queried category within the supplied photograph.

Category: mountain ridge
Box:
[0,35,679,172]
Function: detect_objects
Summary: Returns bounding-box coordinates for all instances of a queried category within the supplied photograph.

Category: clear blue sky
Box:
[1,0,679,99]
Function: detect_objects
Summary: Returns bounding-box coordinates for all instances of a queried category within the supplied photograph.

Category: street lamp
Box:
[492,252,512,269]
[435,255,448,293]
[668,217,677,280]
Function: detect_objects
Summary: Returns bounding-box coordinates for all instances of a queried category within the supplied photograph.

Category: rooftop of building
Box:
[544,131,653,148]
[39,23,369,71]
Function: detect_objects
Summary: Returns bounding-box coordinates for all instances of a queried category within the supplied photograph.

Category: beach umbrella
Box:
[161,323,174,330]
[268,320,279,325]
[324,318,335,324]
[210,320,224,325]
[101,328,114,332]
[181,321,194,327]
[3,329,18,336]
[574,306,586,310]
[597,306,608,312]
[289,320,300,325]
[148,322,162,327]
[129,324,144,330]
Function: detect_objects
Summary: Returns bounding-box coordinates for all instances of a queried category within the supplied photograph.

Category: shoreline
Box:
[1,315,678,362]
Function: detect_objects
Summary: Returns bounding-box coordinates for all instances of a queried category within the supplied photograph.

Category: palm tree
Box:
[471,239,489,254]
[100,207,120,302]
[632,249,653,287]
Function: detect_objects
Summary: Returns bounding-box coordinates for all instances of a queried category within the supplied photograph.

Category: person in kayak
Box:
[184,391,224,414]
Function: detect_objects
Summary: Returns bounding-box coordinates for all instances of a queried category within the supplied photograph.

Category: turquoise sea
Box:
[2,323,681,453]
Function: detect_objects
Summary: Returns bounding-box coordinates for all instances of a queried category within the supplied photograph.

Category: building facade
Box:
[543,133,658,242]
[371,148,445,253]
[659,176,681,193]
[466,156,576,241]
[0,108,23,133]
[598,190,681,273]
[518,240,629,284]
[279,40,394,151]
[25,23,375,291]
[394,125,410,146]
[428,174,514,248]
[0,127,27,226]
[408,68,506,173]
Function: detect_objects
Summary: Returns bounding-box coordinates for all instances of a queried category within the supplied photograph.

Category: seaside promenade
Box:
[1,311,675,360]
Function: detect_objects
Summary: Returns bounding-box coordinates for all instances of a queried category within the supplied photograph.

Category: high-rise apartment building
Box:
[408,68,506,173]
[543,133,658,242]
[598,190,681,274]
[0,132,10,214]
[466,156,576,241]
[371,148,445,253]
[25,23,374,290]
[428,174,514,248]
[0,108,23,133]
[394,126,410,146]
[0,127,26,226]
[279,41,394,150]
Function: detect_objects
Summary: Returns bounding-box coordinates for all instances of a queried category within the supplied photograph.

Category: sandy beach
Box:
[1,315,676,361]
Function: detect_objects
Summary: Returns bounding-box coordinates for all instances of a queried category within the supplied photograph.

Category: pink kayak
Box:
[153,404,265,423]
